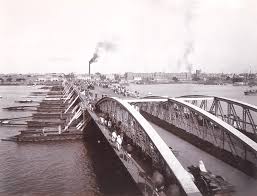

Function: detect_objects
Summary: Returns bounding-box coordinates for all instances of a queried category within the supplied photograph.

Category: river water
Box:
[0,86,100,196]
[0,84,256,196]
[128,83,257,105]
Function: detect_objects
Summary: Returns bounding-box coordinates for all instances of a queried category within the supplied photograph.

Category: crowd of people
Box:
[110,84,140,97]
[97,112,177,196]
[99,114,125,151]
[73,78,141,99]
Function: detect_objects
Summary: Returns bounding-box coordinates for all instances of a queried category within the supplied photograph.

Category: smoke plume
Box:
[89,41,115,66]
[178,0,197,73]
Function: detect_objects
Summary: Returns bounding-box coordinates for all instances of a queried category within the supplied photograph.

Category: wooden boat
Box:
[15,99,33,103]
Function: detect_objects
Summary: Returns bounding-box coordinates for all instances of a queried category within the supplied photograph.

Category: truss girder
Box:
[132,99,257,171]
[176,95,257,141]
[96,97,201,196]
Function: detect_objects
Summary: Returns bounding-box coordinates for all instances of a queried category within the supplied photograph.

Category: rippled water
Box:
[0,86,98,195]
[0,86,140,196]
[0,140,99,195]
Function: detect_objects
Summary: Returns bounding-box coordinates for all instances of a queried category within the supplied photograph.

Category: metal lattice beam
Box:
[96,97,201,196]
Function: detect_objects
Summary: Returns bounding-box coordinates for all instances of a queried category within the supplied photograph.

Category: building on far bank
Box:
[195,69,201,78]
[105,74,115,80]
[0,73,64,85]
[125,72,192,81]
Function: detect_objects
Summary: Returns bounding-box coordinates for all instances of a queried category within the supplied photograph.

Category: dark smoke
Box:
[89,53,98,65]
[89,41,115,65]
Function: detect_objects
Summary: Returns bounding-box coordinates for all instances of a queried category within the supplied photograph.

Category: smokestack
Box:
[88,53,99,75]
[88,41,115,76]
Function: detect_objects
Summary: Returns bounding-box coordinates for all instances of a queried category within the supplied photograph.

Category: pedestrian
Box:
[111,131,117,143]
[116,135,123,150]
[108,120,112,128]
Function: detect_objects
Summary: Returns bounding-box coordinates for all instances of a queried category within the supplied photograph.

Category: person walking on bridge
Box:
[116,134,123,150]
[111,130,117,143]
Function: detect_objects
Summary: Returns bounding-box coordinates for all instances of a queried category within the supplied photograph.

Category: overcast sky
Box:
[0,0,257,74]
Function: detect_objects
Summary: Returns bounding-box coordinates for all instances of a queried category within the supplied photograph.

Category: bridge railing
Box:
[177,95,257,142]
[131,98,257,178]
[95,97,201,196]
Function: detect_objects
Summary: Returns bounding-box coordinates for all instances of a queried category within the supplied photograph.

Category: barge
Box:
[3,130,83,142]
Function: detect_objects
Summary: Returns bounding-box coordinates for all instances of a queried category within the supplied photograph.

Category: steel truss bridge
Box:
[128,97,257,177]
[177,95,257,142]
[61,81,257,196]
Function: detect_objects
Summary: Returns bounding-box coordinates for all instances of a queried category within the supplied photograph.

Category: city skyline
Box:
[1,0,257,74]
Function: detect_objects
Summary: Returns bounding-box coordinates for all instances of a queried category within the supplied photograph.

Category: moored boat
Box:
[244,89,257,96]
[15,99,33,103]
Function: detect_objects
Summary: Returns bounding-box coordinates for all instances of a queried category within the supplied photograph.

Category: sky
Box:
[0,0,257,74]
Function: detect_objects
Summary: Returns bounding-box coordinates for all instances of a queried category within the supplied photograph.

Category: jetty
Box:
[3,83,85,142]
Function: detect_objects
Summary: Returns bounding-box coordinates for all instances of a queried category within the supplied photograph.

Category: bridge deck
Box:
[150,122,257,196]
[169,98,257,152]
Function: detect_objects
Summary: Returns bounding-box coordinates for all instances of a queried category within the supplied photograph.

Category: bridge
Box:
[177,95,257,142]
[61,80,257,196]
